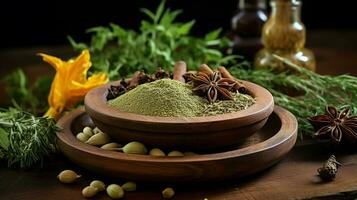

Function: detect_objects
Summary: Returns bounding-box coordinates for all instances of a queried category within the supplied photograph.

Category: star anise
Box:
[308,106,357,143]
[107,84,127,100]
[187,71,236,103]
[155,68,171,79]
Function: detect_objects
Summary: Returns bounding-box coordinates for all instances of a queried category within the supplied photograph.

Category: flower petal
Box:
[66,50,92,84]
[38,53,64,72]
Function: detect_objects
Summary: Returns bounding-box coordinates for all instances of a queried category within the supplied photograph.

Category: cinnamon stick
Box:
[173,61,187,83]
[199,64,214,75]
[128,71,142,88]
[217,66,247,93]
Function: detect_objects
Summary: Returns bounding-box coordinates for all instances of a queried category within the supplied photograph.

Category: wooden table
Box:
[0,30,357,199]
[1,143,357,200]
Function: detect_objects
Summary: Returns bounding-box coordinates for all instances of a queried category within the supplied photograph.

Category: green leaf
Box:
[0,128,9,150]
[177,20,195,35]
[159,9,182,27]
[110,23,127,38]
[67,36,87,50]
[0,150,4,159]
[140,8,156,21]
[204,28,222,41]
[154,0,166,24]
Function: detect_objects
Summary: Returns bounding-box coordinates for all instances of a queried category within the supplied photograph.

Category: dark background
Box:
[0,0,356,48]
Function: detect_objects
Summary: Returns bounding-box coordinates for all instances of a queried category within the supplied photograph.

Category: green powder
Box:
[108,79,255,117]
[108,79,205,117]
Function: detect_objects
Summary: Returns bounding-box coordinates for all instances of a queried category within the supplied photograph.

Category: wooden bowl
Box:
[57,106,297,183]
[85,80,274,150]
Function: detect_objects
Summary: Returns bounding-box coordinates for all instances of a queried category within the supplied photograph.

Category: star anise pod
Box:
[308,106,357,143]
[107,84,127,100]
[138,72,156,85]
[155,68,171,79]
[187,71,236,103]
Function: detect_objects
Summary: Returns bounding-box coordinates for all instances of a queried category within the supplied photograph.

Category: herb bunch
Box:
[230,56,357,138]
[2,69,51,115]
[68,0,237,80]
[0,106,59,168]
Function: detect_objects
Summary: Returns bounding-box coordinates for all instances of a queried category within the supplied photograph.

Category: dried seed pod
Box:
[101,142,122,150]
[318,155,341,181]
[57,170,81,183]
[90,180,106,192]
[119,142,147,155]
[83,127,93,137]
[162,187,175,199]
[183,152,198,156]
[106,184,124,199]
[149,148,165,156]
[168,151,184,157]
[86,132,110,146]
[76,132,90,143]
[82,186,98,198]
[122,181,137,192]
[93,127,102,134]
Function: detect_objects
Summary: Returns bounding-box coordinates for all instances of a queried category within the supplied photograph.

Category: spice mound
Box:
[108,79,205,117]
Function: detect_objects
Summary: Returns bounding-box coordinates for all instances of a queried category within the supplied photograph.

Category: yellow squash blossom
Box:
[39,50,108,120]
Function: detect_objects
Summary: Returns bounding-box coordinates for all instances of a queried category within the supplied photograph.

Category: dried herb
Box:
[308,106,357,143]
[106,68,172,100]
[155,68,171,79]
[107,84,127,100]
[317,155,341,181]
[202,92,255,116]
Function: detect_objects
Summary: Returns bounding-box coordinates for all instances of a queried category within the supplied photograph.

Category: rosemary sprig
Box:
[0,107,59,168]
[229,56,357,138]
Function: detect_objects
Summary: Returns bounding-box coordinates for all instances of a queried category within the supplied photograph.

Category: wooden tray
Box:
[56,106,297,183]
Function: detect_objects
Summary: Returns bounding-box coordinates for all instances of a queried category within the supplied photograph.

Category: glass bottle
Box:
[229,0,268,61]
[254,0,316,71]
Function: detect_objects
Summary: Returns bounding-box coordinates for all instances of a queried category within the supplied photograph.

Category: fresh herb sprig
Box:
[0,106,59,168]
[2,69,51,115]
[230,56,357,138]
[68,0,237,80]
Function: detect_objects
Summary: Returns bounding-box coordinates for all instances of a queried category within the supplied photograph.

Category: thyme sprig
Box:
[0,107,59,168]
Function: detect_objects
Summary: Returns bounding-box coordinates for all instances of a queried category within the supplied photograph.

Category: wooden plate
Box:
[56,106,297,183]
[84,80,274,150]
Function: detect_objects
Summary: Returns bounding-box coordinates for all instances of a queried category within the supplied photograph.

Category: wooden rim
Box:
[84,80,274,131]
[57,106,297,163]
